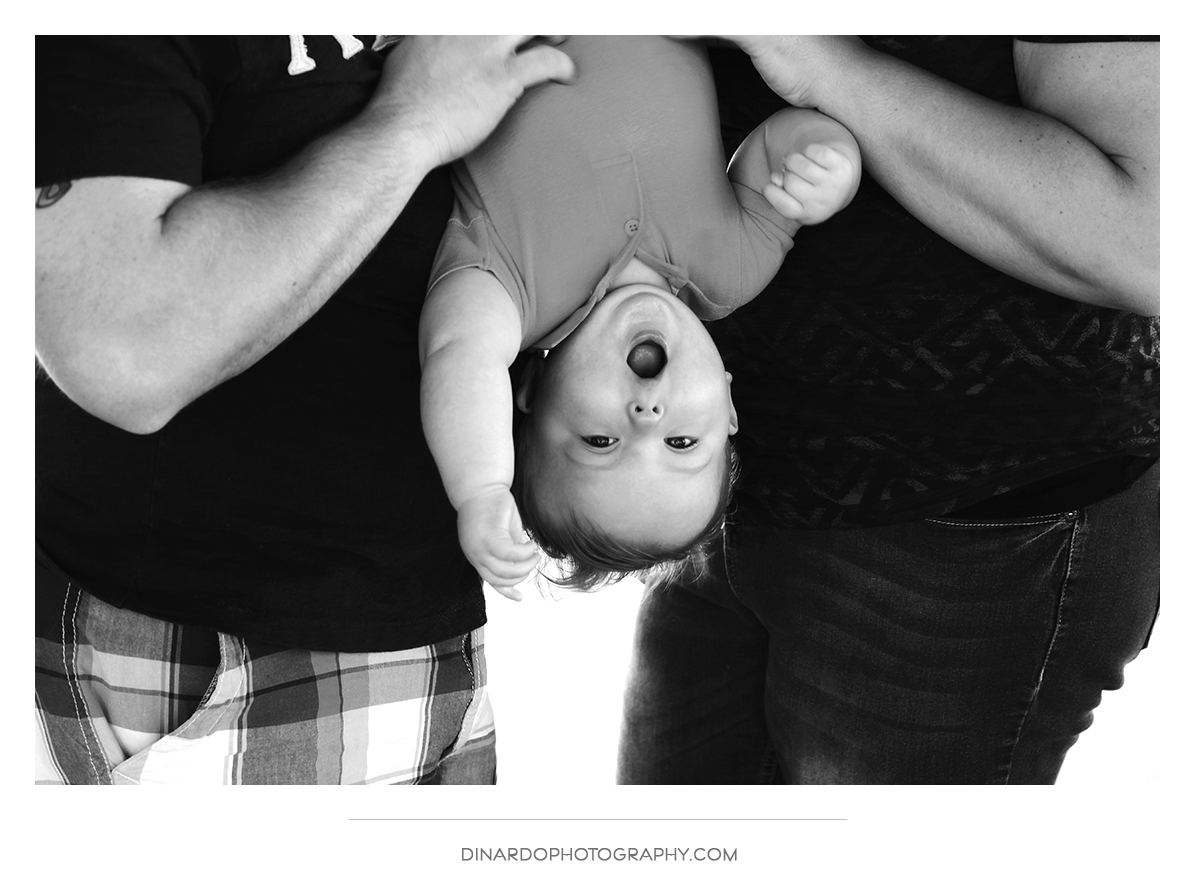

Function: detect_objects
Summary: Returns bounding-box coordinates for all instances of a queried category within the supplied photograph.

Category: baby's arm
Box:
[419,268,540,599]
[729,107,861,225]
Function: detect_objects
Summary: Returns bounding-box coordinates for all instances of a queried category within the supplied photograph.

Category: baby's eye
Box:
[582,435,618,449]
[665,436,698,450]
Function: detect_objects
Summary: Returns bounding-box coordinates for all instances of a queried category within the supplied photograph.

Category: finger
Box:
[510,545,542,566]
[484,566,537,590]
[783,152,831,183]
[480,560,529,595]
[782,169,822,202]
[491,584,524,602]
[493,553,542,583]
[511,552,543,576]
[504,35,566,47]
[493,538,539,562]
[481,548,540,578]
[504,35,566,54]
[803,142,853,169]
[497,35,534,51]
[507,520,532,545]
[508,44,576,87]
[762,182,805,220]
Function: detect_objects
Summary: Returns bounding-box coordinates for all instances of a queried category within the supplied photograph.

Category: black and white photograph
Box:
[22,18,1185,887]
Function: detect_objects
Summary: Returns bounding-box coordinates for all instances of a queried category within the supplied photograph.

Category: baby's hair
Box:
[511,423,741,590]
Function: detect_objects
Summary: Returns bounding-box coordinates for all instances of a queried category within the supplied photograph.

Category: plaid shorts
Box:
[35,562,495,785]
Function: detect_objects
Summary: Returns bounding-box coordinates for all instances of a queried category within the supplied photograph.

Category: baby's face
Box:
[519,283,738,549]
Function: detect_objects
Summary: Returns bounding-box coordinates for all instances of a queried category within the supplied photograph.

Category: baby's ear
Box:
[515,352,548,414]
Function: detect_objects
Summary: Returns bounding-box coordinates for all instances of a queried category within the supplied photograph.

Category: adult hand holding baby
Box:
[369,36,577,171]
[727,36,865,110]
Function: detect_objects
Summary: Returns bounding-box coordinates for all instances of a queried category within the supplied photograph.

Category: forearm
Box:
[769,40,1158,313]
[420,345,517,509]
[157,113,435,389]
[36,112,436,433]
[37,36,577,434]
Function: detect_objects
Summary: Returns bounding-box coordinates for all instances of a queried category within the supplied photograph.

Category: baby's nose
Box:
[630,401,663,422]
[627,341,666,378]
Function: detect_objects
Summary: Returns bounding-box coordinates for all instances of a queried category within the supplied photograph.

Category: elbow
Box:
[103,399,179,435]
[1098,201,1160,315]
[37,342,186,435]
[1129,260,1161,315]
[63,374,182,435]
[1089,256,1159,316]
[1125,287,1160,317]
[1069,279,1158,317]
[1044,237,1159,315]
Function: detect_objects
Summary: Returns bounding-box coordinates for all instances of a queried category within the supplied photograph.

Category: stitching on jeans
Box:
[1005,511,1081,782]
[926,516,1065,529]
[1033,518,1079,697]
[61,583,103,784]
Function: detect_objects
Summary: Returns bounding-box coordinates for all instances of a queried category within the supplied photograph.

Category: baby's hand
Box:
[764,142,861,226]
[457,487,541,601]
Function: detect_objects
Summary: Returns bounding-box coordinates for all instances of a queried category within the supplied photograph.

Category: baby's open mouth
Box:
[627,339,667,378]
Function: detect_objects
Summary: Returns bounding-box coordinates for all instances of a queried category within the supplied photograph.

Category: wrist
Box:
[801,38,872,115]
[811,41,903,131]
[340,100,441,197]
[451,481,511,512]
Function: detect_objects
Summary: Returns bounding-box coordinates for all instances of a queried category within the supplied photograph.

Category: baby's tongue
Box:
[627,341,666,378]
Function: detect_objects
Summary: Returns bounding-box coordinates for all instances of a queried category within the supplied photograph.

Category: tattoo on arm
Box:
[36,181,73,209]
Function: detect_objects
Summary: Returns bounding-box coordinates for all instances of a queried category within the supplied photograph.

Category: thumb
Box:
[509,45,576,89]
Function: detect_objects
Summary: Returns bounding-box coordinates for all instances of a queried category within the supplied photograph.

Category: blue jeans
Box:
[617,463,1159,784]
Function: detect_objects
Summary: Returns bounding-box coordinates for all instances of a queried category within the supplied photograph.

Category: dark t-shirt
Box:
[707,36,1159,529]
[36,36,484,651]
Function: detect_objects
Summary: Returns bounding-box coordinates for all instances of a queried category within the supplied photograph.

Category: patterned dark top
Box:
[707,37,1159,529]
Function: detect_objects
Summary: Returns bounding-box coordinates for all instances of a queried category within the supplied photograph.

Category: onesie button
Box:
[624,218,640,236]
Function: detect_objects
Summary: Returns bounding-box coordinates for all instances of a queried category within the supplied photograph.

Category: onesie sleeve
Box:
[682,182,799,320]
[427,166,527,332]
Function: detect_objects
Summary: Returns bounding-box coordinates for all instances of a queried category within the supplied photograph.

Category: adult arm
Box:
[419,268,540,595]
[35,36,575,434]
[731,37,1159,314]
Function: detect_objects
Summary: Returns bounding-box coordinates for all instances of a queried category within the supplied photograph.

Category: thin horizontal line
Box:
[349,818,846,822]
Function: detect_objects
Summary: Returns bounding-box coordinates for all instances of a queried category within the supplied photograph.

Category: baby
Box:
[419,36,860,596]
